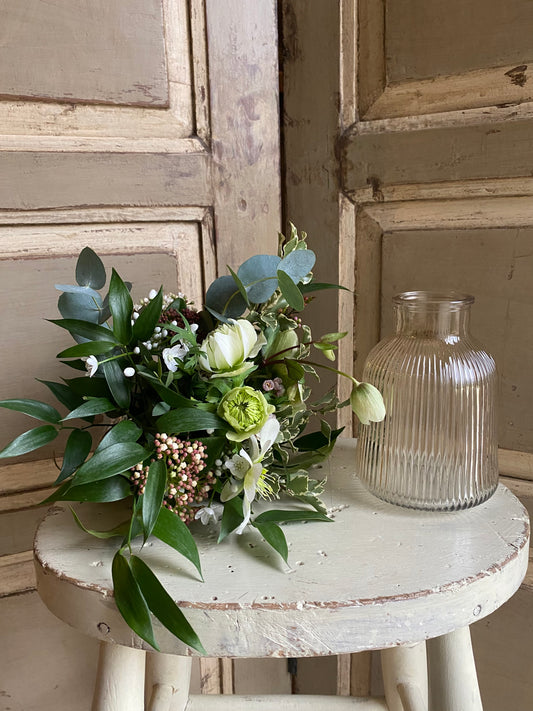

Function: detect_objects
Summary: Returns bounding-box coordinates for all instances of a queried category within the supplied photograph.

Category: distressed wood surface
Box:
[34,439,529,658]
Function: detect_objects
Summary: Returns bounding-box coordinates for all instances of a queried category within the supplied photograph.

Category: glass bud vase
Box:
[356,291,498,510]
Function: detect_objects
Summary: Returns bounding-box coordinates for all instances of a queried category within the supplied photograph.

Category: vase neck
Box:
[393,291,473,338]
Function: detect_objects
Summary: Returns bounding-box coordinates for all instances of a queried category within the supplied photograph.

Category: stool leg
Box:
[381,643,428,711]
[427,626,483,711]
[92,641,146,711]
[146,652,192,711]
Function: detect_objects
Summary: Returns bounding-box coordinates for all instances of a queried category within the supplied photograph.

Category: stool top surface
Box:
[34,439,530,657]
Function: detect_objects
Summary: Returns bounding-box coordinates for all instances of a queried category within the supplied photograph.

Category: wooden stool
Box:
[34,440,529,710]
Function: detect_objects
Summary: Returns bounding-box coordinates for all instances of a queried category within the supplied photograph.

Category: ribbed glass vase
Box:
[356,291,498,510]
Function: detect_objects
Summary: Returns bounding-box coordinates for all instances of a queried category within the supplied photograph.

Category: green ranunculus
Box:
[218,386,275,442]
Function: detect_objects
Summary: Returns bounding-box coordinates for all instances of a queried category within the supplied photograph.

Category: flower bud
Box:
[199,319,259,377]
[350,382,386,425]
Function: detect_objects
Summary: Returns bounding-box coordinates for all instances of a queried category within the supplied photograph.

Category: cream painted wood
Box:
[92,642,146,711]
[381,644,427,711]
[427,627,482,711]
[185,697,388,710]
[33,439,528,709]
[145,653,191,711]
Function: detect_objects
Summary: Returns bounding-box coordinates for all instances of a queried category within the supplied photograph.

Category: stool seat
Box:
[33,439,530,711]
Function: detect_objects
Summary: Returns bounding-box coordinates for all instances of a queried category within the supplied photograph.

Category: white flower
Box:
[123,367,135,378]
[148,289,158,300]
[220,416,280,534]
[199,319,261,378]
[162,342,190,372]
[194,506,217,525]
[350,382,386,425]
[84,355,99,377]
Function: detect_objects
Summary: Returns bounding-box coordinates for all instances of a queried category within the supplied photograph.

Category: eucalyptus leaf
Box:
[237,254,281,303]
[253,509,332,524]
[61,397,116,421]
[0,398,61,424]
[278,249,316,283]
[101,358,131,410]
[132,287,163,342]
[109,268,133,345]
[55,284,102,297]
[58,291,103,323]
[0,425,58,459]
[71,442,150,485]
[253,521,288,564]
[130,556,206,654]
[142,460,167,542]
[276,270,304,311]
[76,247,107,290]
[152,507,202,580]
[57,341,116,358]
[205,275,247,319]
[218,496,244,543]
[55,429,92,484]
[112,552,159,650]
[156,408,226,434]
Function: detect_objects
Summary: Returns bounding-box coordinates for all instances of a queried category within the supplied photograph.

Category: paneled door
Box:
[0,0,281,706]
[282,0,533,704]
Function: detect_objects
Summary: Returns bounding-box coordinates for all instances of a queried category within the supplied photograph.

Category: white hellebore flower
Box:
[84,355,99,378]
[350,382,386,425]
[220,417,280,534]
[162,342,190,372]
[194,506,217,525]
[199,319,263,378]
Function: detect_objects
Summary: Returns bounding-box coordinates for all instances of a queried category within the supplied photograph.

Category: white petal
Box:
[258,416,280,456]
[235,319,258,358]
[248,435,260,463]
[235,498,251,535]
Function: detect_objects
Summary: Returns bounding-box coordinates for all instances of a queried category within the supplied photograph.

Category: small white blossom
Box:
[162,342,189,372]
[191,324,199,334]
[149,289,158,300]
[84,355,99,377]
[194,506,217,525]
[133,347,140,354]
[124,367,135,378]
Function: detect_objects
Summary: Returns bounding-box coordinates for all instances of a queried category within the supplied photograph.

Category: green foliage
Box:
[112,552,159,650]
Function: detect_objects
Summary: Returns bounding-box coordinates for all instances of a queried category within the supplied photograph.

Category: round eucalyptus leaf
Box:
[205,275,247,318]
[76,247,107,289]
[237,255,281,303]
[58,291,102,323]
[278,249,316,284]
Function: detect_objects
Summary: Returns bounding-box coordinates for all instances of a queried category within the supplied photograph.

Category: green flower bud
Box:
[218,386,275,442]
[350,382,386,425]
[267,328,299,359]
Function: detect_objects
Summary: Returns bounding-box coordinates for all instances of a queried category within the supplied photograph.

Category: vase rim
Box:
[393,290,475,308]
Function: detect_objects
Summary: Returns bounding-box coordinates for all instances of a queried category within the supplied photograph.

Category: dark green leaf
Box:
[55,429,92,484]
[218,496,244,543]
[101,358,131,410]
[49,319,118,343]
[228,266,250,307]
[42,475,132,504]
[205,275,247,319]
[72,442,150,485]
[63,376,112,399]
[300,281,350,294]
[139,372,195,409]
[57,341,116,358]
[71,508,130,539]
[253,509,332,524]
[130,556,205,654]
[62,397,116,421]
[38,380,84,413]
[112,552,158,650]
[237,254,281,303]
[294,427,344,451]
[58,290,103,323]
[109,268,133,344]
[96,420,142,451]
[76,247,107,289]
[59,359,88,371]
[142,460,167,542]
[277,270,304,311]
[278,249,316,283]
[202,436,227,469]
[0,425,58,459]
[156,408,226,434]
[253,521,288,564]
[0,398,61,424]
[132,287,163,342]
[152,507,202,579]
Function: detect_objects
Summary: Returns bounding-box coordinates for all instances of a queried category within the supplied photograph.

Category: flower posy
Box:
[0,224,384,654]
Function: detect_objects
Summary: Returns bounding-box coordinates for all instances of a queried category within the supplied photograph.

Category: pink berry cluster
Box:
[130,434,216,524]
[262,376,285,396]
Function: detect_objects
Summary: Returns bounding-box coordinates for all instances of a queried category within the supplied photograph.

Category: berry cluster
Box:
[130,434,216,524]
